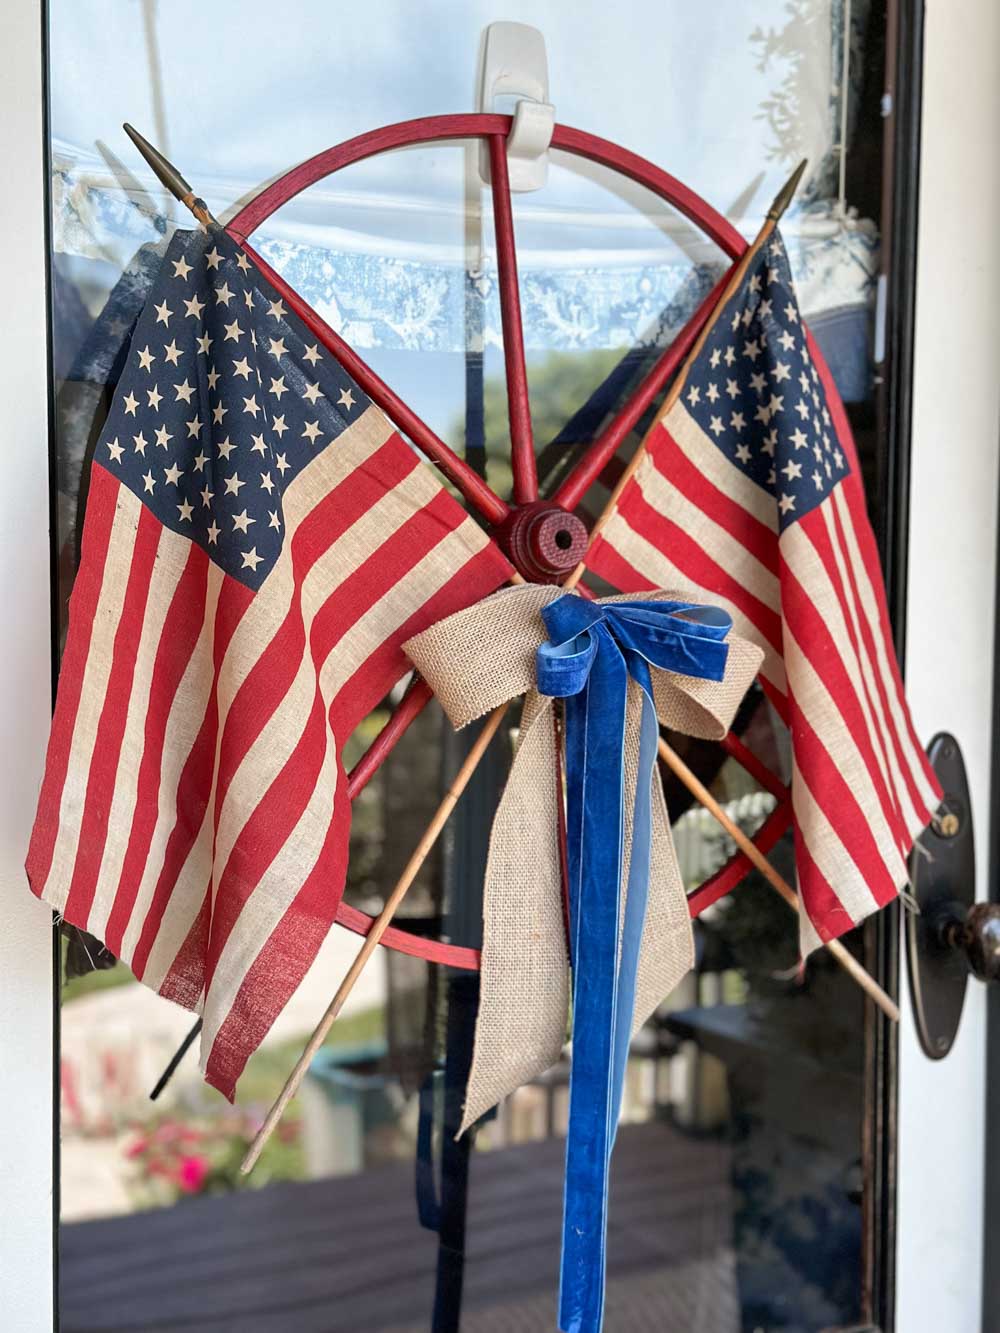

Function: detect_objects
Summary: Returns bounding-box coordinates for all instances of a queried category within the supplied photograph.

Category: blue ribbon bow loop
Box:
[536,596,732,1333]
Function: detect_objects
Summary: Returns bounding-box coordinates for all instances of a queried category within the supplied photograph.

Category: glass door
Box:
[39,3,959,1330]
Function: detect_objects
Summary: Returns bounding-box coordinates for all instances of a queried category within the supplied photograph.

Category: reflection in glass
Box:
[51,2,882,1329]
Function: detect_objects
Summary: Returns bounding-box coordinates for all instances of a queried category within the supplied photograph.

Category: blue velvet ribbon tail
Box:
[534,596,731,1333]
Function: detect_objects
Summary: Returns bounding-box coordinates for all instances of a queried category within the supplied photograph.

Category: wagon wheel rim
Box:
[225,114,792,970]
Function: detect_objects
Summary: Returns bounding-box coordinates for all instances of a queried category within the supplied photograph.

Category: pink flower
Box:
[177,1154,209,1193]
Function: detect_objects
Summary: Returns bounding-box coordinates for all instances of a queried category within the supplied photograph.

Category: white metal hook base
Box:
[478,21,555,193]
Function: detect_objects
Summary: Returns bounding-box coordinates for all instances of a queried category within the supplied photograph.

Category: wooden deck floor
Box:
[61,1120,737,1332]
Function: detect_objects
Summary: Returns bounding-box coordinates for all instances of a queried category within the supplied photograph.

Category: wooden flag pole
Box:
[656,737,900,1020]
[241,701,511,1174]
[120,123,531,1168]
[150,1018,202,1101]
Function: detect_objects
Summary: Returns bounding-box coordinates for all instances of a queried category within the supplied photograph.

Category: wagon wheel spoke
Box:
[672,705,792,919]
[331,674,491,971]
[331,695,792,971]
[487,134,537,504]
[551,267,732,514]
[685,800,794,917]
[345,677,434,800]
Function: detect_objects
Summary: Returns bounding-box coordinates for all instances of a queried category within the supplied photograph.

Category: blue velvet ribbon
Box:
[535,596,732,1333]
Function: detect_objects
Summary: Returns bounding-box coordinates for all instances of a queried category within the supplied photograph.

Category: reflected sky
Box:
[48,1,867,484]
[50,0,846,230]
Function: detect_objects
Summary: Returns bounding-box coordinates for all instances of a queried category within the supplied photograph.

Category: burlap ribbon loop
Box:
[404,585,763,1134]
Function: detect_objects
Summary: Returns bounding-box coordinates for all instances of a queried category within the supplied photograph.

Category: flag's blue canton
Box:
[681,234,849,531]
[97,229,371,589]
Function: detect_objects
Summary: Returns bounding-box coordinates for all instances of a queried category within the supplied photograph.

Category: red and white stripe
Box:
[586,346,940,952]
[28,405,512,1097]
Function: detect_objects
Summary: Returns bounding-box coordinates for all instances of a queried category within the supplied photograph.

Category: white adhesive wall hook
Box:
[478,21,555,193]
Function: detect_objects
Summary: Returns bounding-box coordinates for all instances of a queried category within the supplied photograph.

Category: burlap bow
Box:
[404,584,763,1133]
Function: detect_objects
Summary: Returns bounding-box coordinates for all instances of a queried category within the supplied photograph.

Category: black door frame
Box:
[866,0,924,1327]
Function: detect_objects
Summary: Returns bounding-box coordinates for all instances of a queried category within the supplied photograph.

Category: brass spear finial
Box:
[123,122,219,229]
[767,158,808,222]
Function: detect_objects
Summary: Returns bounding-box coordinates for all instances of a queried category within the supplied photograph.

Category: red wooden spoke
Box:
[722,729,788,801]
[488,134,537,503]
[685,799,794,917]
[682,729,791,916]
[235,239,509,525]
[334,707,793,970]
[553,268,734,513]
[335,674,484,967]
[227,114,745,525]
[345,677,433,800]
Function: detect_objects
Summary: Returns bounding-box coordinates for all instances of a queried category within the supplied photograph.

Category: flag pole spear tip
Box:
[122,123,193,202]
[767,158,808,223]
[122,123,218,229]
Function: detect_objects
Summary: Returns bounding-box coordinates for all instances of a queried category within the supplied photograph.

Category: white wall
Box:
[897,0,1000,1329]
[0,1,56,1328]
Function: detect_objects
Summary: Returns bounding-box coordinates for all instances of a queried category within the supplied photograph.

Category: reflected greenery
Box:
[453,347,626,500]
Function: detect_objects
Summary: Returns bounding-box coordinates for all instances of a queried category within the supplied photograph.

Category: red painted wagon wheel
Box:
[226,114,793,971]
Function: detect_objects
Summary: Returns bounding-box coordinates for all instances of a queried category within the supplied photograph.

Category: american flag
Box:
[586,231,941,952]
[28,228,512,1097]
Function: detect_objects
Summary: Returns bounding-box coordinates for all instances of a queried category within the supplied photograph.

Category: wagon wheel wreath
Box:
[209,114,891,1034]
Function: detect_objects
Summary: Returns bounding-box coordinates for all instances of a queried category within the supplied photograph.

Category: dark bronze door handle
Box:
[932,901,1000,984]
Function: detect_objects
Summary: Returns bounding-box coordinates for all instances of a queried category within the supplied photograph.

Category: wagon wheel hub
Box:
[496,502,590,582]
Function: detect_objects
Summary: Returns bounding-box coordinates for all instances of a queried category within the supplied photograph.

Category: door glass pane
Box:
[49,3,886,1329]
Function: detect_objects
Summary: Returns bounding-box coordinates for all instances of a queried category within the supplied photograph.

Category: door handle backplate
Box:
[905,731,986,1059]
